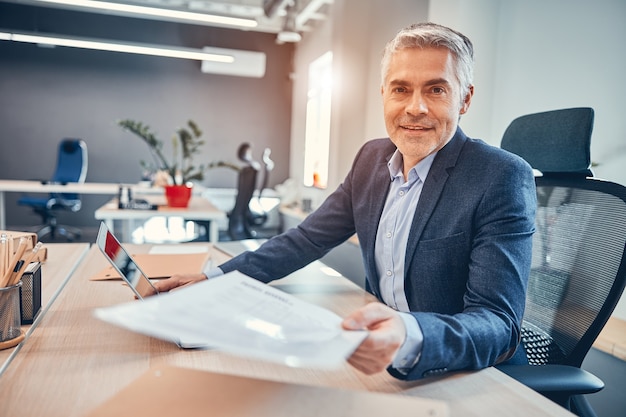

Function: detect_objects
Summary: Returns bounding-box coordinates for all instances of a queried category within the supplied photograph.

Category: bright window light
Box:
[303,51,333,189]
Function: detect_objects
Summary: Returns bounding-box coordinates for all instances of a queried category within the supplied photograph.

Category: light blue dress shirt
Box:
[375,149,436,372]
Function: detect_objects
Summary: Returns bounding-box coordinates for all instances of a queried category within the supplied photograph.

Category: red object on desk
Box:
[164,184,192,208]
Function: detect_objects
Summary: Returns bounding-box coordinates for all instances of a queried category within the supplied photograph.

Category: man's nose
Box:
[406,93,428,115]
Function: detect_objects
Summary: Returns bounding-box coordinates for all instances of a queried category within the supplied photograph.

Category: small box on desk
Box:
[19,262,42,324]
[0,230,47,263]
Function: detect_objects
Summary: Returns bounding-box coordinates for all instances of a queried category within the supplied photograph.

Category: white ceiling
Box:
[7,0,333,36]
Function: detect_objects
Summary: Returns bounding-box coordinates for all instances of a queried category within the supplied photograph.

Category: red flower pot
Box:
[164,184,192,208]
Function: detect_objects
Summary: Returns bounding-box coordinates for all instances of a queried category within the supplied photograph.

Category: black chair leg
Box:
[570,395,599,417]
[36,225,53,240]
[56,225,82,242]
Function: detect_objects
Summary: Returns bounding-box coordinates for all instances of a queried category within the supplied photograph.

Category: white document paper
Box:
[94,271,367,369]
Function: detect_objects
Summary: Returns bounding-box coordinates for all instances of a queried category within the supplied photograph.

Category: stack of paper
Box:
[93,271,367,368]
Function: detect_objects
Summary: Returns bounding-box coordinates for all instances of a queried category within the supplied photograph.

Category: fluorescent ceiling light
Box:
[0,31,235,62]
[30,0,258,28]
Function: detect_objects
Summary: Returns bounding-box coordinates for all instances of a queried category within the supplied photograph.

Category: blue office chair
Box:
[497,108,626,417]
[18,139,88,241]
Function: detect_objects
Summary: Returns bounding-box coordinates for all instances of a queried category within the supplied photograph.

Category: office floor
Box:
[582,348,626,417]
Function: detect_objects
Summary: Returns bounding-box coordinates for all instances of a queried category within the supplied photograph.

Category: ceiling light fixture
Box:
[27,0,258,28]
[0,31,235,62]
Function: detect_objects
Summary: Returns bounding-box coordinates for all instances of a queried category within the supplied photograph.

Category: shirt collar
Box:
[387,149,437,183]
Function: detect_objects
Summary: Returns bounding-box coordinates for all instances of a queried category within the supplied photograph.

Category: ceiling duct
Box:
[263,0,291,18]
[276,0,301,44]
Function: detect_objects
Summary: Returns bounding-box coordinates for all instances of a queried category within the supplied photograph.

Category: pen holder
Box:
[0,282,23,347]
[19,262,42,325]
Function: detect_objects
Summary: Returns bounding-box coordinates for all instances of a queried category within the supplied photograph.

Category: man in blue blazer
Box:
[155,22,536,380]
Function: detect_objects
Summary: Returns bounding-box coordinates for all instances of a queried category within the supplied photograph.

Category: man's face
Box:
[382,47,473,170]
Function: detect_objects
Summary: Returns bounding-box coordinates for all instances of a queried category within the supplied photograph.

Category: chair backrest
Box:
[246,147,275,228]
[51,138,88,203]
[258,147,274,200]
[227,143,260,240]
[501,107,594,177]
[526,177,626,367]
[228,165,258,240]
[52,139,88,183]
[501,107,626,368]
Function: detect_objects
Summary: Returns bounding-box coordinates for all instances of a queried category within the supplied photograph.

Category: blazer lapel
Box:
[363,154,393,297]
[404,130,467,266]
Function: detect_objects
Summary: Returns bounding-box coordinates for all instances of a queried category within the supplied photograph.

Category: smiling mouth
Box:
[401,125,430,131]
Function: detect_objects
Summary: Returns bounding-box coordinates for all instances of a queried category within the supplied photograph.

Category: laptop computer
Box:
[95,221,210,349]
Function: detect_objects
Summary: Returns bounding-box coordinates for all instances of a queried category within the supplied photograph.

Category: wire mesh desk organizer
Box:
[0,281,22,348]
[0,234,44,349]
[19,261,42,324]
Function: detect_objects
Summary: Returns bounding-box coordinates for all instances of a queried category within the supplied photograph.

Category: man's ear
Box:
[460,85,474,115]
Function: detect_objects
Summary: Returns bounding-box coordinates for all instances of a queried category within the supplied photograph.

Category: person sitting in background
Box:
[152,22,536,380]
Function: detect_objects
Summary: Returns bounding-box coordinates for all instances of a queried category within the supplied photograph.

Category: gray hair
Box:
[381,22,474,100]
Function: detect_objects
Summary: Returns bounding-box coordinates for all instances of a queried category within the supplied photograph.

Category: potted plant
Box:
[118,119,209,207]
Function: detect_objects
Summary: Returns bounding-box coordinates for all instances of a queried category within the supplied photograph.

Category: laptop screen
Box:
[96,222,158,299]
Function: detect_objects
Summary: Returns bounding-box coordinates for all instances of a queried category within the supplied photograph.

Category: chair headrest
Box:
[501,107,594,176]
[61,139,84,154]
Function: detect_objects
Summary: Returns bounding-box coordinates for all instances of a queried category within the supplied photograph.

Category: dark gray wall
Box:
[0,3,293,227]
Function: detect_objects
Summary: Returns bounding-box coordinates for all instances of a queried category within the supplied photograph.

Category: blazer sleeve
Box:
[392,145,537,380]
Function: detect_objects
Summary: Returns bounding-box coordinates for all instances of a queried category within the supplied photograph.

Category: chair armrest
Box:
[497,364,604,395]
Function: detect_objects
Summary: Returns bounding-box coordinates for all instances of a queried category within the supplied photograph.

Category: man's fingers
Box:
[342,302,397,330]
[341,302,407,375]
[152,273,207,293]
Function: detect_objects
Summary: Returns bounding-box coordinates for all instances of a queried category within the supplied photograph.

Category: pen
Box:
[0,236,28,288]
[9,242,43,286]
[0,233,7,280]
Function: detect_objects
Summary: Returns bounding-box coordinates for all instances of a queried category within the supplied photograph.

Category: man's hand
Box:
[151,273,208,294]
[342,302,407,375]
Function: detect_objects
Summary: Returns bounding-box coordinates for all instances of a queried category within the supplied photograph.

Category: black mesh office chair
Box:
[496,108,626,417]
[18,139,88,241]
[209,143,259,241]
[246,147,274,231]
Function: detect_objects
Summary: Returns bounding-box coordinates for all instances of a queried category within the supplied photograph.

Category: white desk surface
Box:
[94,196,225,220]
[94,196,226,242]
[0,179,204,195]
[0,244,575,417]
[0,179,205,229]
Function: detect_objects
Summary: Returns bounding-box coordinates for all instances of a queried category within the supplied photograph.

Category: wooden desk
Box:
[594,316,626,361]
[0,243,89,373]
[0,244,575,417]
[94,196,226,243]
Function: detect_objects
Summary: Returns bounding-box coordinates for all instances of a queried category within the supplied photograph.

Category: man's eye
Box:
[393,87,407,93]
[432,87,445,94]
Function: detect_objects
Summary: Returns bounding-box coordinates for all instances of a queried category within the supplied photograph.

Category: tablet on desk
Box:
[95,222,158,299]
